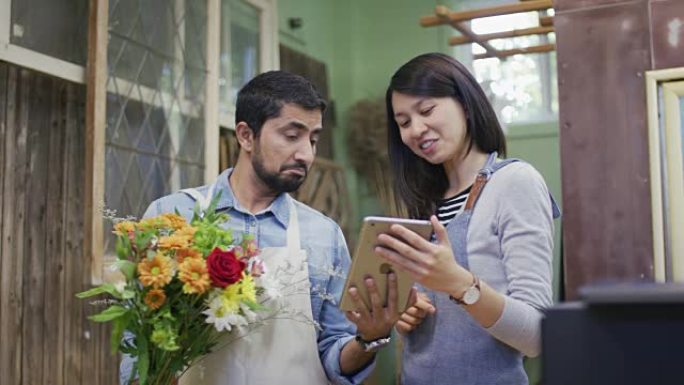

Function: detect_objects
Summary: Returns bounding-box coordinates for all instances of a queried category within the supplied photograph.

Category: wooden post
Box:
[84,0,108,284]
[540,15,554,26]
[449,25,554,46]
[435,6,503,60]
[473,43,555,60]
[421,0,553,26]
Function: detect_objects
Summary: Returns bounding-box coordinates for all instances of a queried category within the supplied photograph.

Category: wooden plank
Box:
[22,70,51,385]
[1,64,27,385]
[449,25,554,46]
[0,63,7,322]
[85,0,109,284]
[555,2,653,298]
[473,43,555,60]
[421,0,553,26]
[434,6,502,60]
[540,15,553,26]
[43,80,68,385]
[62,83,85,384]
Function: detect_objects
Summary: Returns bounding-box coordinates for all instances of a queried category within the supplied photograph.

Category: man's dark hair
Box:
[386,53,506,218]
[235,70,327,136]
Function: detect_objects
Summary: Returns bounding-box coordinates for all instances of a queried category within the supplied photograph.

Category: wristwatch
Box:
[355,334,392,353]
[449,273,481,306]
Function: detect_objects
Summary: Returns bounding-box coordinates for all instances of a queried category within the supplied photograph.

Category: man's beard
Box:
[252,147,308,193]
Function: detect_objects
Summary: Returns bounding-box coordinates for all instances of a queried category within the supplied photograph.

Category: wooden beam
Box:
[84,0,108,284]
[473,43,555,60]
[540,15,554,26]
[421,0,553,27]
[449,25,554,46]
[434,6,503,59]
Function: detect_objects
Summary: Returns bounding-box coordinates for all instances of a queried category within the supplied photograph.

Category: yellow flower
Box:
[175,247,202,264]
[159,213,187,230]
[138,253,173,288]
[144,289,166,310]
[113,220,136,235]
[158,233,192,250]
[178,258,211,294]
[237,274,257,303]
[221,284,244,314]
[222,273,257,304]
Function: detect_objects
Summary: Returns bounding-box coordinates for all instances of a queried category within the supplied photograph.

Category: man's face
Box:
[251,103,323,193]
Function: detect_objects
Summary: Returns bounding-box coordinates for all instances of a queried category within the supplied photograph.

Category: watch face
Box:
[463,287,481,305]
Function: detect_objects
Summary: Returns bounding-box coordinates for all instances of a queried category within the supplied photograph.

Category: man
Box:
[120,71,398,385]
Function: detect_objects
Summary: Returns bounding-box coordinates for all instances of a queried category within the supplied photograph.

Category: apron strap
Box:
[286,197,301,252]
[464,152,520,211]
[463,152,561,219]
[181,182,216,211]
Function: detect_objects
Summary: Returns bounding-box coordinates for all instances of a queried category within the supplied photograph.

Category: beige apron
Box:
[179,193,330,385]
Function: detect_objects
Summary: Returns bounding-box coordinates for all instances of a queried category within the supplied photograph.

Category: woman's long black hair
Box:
[386,53,506,219]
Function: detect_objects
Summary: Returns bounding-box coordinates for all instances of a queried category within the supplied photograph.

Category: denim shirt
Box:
[120,168,372,385]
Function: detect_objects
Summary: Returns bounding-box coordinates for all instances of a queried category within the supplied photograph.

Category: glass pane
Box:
[105,0,207,254]
[471,11,557,124]
[219,0,261,115]
[10,0,88,65]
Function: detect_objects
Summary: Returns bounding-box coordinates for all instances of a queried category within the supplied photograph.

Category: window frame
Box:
[646,67,684,283]
[0,0,85,83]
[217,0,279,129]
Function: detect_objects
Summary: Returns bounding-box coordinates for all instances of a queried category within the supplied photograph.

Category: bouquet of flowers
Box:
[78,197,277,385]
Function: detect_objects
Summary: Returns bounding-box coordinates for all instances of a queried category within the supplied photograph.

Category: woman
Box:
[375,52,560,384]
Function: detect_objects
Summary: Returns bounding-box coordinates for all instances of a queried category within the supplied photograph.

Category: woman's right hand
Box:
[396,289,436,335]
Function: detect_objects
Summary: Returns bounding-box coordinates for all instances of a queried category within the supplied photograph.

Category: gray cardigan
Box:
[468,161,555,357]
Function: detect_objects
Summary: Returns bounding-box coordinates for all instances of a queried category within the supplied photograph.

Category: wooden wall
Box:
[555,0,684,299]
[0,61,116,385]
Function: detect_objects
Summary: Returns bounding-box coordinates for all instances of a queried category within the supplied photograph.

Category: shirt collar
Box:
[213,168,291,228]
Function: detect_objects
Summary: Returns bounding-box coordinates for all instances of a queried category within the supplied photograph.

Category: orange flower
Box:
[159,213,187,230]
[144,289,166,310]
[175,248,202,264]
[113,220,136,235]
[158,233,192,250]
[178,258,211,294]
[137,253,173,288]
[174,225,197,238]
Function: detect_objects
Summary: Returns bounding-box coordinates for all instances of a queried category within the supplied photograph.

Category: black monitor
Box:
[541,283,684,385]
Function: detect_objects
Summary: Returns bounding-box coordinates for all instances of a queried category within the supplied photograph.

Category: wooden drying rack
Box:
[420,0,555,60]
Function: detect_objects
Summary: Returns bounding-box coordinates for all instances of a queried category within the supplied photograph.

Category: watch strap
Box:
[449,273,481,305]
[355,334,391,352]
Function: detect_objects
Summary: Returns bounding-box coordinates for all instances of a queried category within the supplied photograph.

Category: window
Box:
[646,68,684,283]
[104,0,210,256]
[218,0,278,127]
[0,0,86,83]
[470,10,557,124]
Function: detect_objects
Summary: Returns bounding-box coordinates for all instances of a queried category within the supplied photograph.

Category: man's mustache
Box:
[280,162,308,174]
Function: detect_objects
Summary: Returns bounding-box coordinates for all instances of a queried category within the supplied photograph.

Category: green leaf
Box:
[243,300,267,312]
[76,283,121,299]
[115,235,132,260]
[110,314,130,354]
[88,305,129,322]
[115,260,137,280]
[137,335,149,385]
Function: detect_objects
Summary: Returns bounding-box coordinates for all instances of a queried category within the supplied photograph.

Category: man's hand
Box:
[395,289,435,335]
[344,273,399,341]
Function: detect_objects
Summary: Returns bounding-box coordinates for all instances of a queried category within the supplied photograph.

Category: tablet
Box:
[339,216,433,313]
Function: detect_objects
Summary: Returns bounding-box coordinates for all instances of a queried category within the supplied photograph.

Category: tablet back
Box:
[339,216,432,313]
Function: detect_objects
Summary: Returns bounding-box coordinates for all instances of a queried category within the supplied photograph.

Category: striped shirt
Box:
[436,185,472,227]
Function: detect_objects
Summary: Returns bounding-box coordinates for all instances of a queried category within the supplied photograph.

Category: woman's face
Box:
[391,92,469,165]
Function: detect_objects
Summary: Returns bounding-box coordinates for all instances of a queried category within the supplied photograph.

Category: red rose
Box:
[206,247,246,288]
